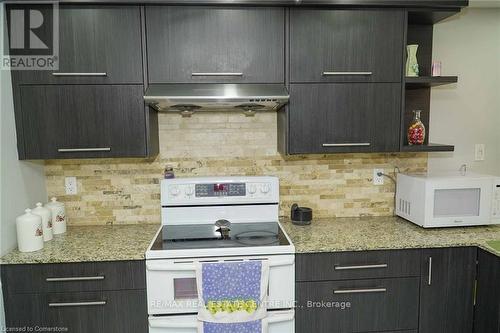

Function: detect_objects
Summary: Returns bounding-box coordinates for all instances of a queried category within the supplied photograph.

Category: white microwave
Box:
[396,172,500,228]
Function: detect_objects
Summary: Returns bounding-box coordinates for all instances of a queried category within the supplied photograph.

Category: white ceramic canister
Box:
[32,202,53,241]
[45,197,67,235]
[16,209,44,252]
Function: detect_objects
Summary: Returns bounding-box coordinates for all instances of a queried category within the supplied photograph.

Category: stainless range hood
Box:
[144,83,289,116]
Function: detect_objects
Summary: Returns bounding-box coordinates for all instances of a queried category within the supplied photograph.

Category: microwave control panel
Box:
[493,179,500,219]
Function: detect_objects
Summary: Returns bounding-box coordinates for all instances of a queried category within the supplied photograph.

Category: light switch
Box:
[475,144,485,161]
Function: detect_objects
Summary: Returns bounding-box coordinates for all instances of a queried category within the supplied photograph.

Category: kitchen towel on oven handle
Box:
[197,318,269,333]
[195,260,269,330]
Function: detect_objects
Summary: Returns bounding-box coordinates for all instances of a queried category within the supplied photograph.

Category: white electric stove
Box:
[145,176,295,333]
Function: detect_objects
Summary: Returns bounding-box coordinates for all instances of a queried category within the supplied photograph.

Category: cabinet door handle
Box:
[46,276,105,282]
[191,72,243,77]
[322,71,373,76]
[334,263,388,271]
[333,287,387,294]
[48,301,106,307]
[428,257,433,286]
[52,72,107,77]
[58,148,111,152]
[322,143,371,147]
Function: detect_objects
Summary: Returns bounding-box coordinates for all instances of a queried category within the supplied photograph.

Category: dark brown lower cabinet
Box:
[2,261,148,333]
[4,290,147,333]
[296,277,419,332]
[419,247,477,333]
[296,247,482,333]
[474,249,500,333]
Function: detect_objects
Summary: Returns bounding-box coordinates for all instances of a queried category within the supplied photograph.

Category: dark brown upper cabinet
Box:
[9,5,159,160]
[19,85,150,159]
[287,83,401,154]
[289,9,405,84]
[145,6,285,84]
[11,5,143,85]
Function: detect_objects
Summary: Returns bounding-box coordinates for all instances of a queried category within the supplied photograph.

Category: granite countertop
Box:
[0,224,160,265]
[280,216,500,256]
[3,217,500,265]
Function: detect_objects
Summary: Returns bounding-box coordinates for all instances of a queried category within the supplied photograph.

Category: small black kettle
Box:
[291,203,312,225]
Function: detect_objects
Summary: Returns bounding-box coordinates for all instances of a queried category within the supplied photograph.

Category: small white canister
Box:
[32,202,53,241]
[16,209,44,252]
[45,197,67,235]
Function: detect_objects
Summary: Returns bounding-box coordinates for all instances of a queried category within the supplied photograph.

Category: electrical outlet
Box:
[373,169,384,185]
[65,177,77,195]
[475,144,485,161]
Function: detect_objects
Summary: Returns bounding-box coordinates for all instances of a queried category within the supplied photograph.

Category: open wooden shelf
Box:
[401,143,455,152]
[405,76,458,88]
[408,9,462,25]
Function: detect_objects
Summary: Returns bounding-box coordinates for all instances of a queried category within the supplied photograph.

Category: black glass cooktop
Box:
[150,222,290,251]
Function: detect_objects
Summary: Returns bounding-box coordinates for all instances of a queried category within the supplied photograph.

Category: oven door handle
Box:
[148,318,197,329]
[148,310,294,328]
[146,257,294,272]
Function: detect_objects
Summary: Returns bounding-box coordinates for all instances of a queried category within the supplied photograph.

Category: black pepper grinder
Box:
[291,203,312,225]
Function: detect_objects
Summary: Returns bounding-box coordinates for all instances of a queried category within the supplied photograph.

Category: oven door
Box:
[146,254,295,315]
[149,310,294,333]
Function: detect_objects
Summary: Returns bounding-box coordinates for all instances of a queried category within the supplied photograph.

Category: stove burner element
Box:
[215,219,231,240]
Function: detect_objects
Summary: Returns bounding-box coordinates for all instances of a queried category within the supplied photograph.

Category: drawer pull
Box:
[322,71,373,76]
[48,301,106,307]
[52,72,107,77]
[334,288,387,294]
[58,148,111,152]
[191,72,243,77]
[46,276,105,282]
[322,143,371,147]
[334,263,388,271]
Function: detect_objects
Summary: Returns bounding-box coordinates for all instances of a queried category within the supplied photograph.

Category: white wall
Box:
[428,8,500,176]
[1,66,48,330]
[1,68,47,256]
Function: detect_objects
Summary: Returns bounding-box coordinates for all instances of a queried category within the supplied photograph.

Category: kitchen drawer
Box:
[149,310,294,333]
[146,6,284,84]
[10,5,143,85]
[4,290,147,333]
[1,261,145,294]
[296,277,419,333]
[296,250,421,282]
[290,9,404,83]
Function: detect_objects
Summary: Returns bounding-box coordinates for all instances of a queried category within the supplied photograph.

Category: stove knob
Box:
[248,185,257,194]
[260,184,271,194]
[185,186,194,197]
[169,186,180,196]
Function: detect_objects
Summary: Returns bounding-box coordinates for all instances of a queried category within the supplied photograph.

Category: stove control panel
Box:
[161,177,279,205]
[195,183,246,197]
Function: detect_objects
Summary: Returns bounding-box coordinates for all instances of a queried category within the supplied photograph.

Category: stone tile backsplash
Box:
[45,112,427,225]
